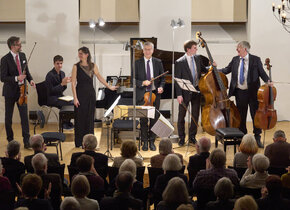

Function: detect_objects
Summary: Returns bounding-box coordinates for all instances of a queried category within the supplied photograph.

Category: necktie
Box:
[146,60,151,91]
[15,54,23,82]
[191,56,196,86]
[239,57,245,85]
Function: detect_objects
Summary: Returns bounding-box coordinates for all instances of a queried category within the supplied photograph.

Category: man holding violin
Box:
[219,41,269,148]
[0,36,35,149]
[135,41,165,151]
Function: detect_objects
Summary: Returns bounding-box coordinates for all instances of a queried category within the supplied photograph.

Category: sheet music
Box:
[58,95,73,102]
[151,114,174,138]
[175,78,199,93]
[104,95,121,117]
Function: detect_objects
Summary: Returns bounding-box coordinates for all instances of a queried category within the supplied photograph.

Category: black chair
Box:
[0,190,15,210]
[108,166,146,184]
[215,127,244,154]
[148,167,164,190]
[33,110,66,160]
[67,165,79,184]
[59,105,74,133]
[239,187,261,199]
[195,188,216,210]
[268,167,288,177]
[228,166,247,179]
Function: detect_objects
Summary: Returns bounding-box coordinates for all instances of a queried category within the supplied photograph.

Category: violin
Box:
[254,58,277,130]
[143,71,169,106]
[197,32,240,135]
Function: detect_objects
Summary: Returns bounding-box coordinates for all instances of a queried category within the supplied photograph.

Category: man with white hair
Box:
[24,134,60,172]
[219,41,269,148]
[187,137,211,191]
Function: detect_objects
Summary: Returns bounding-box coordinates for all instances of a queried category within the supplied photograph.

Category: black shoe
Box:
[63,123,73,130]
[189,137,197,144]
[178,139,185,146]
[142,141,148,151]
[24,143,31,149]
[256,139,264,148]
[149,141,156,151]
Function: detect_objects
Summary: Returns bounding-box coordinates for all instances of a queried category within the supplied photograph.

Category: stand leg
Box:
[104,121,113,160]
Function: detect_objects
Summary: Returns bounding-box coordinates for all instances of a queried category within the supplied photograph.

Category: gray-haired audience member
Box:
[150,139,183,168]
[206,177,235,210]
[60,197,80,210]
[234,195,258,210]
[71,175,99,210]
[240,154,269,188]
[157,177,192,209]
[264,130,290,168]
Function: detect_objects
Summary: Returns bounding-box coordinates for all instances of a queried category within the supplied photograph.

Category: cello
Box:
[197,32,240,135]
[254,58,277,130]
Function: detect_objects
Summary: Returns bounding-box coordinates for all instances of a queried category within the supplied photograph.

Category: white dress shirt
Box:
[237,53,249,90]
[144,57,155,90]
[185,53,197,83]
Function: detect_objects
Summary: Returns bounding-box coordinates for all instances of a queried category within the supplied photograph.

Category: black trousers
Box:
[5,96,30,144]
[235,88,261,138]
[139,91,161,142]
[177,92,201,140]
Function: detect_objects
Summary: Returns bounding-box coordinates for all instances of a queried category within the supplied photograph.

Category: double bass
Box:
[197,32,240,135]
[254,58,277,130]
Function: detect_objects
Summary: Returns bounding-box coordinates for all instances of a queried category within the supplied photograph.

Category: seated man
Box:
[70,134,108,179]
[24,134,60,172]
[100,172,143,210]
[150,138,183,168]
[45,55,73,129]
[264,130,290,168]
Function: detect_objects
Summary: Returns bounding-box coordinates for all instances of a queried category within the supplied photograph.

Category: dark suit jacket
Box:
[264,141,290,168]
[0,52,33,98]
[220,54,269,99]
[45,68,66,106]
[175,54,207,98]
[135,57,165,104]
[70,150,108,179]
[15,198,53,210]
[100,192,143,210]
[24,151,60,172]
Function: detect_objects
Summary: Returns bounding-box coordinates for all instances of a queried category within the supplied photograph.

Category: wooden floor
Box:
[0,121,289,175]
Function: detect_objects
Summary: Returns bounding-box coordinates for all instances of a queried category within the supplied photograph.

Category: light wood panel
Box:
[0,0,25,21]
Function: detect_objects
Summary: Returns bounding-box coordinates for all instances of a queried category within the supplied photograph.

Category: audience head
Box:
[196,137,211,153]
[265,175,282,196]
[76,154,93,173]
[21,174,42,198]
[120,140,137,158]
[162,177,189,205]
[6,140,21,158]
[82,134,98,151]
[32,153,48,174]
[234,195,257,210]
[15,208,29,210]
[176,204,194,210]
[252,154,269,173]
[162,154,182,171]
[239,134,258,155]
[214,177,234,200]
[273,130,287,142]
[119,159,137,178]
[116,171,134,193]
[209,148,226,168]
[159,139,173,155]
[71,175,90,198]
[60,197,80,210]
[29,134,45,152]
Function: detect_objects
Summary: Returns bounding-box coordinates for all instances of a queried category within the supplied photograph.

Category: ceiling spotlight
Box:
[170,19,178,29]
[98,17,105,27]
[177,18,185,27]
[89,19,96,28]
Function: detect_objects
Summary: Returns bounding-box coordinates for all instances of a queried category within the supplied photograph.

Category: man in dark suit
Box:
[175,40,207,146]
[70,134,108,179]
[135,41,165,151]
[0,36,35,148]
[45,55,73,129]
[220,41,269,148]
[24,134,60,172]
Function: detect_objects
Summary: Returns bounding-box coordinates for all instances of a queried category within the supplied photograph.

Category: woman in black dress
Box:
[71,47,117,147]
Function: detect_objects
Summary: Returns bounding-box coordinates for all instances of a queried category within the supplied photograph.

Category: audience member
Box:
[0,158,12,193]
[71,175,99,210]
[205,177,235,210]
[60,197,80,210]
[1,140,25,192]
[150,139,183,168]
[257,175,290,210]
[31,153,62,210]
[154,154,188,207]
[113,141,143,167]
[15,174,53,210]
[281,166,290,188]
[240,154,269,188]
[70,134,108,179]
[24,134,60,172]
[76,154,104,202]
[176,204,194,210]
[0,158,13,210]
[157,177,192,210]
[187,137,211,191]
[265,130,290,168]
[233,134,258,168]
[100,172,143,210]
[234,195,257,210]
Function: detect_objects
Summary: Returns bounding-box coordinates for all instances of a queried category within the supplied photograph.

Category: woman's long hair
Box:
[78,46,94,70]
